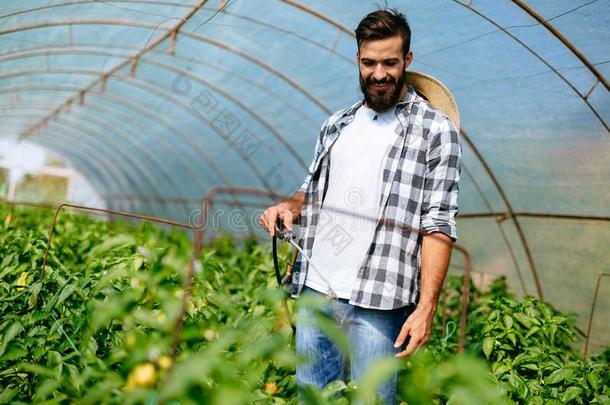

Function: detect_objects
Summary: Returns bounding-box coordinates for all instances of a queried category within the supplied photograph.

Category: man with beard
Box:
[259,8,462,404]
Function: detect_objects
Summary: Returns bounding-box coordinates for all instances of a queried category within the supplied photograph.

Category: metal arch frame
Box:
[278,0,353,35]
[27,108,189,210]
[584,272,610,358]
[99,72,281,194]
[31,120,171,216]
[460,128,544,298]
[0,84,255,217]
[458,160,529,296]
[128,57,309,170]
[36,114,190,218]
[0,80,252,214]
[1,0,217,203]
[4,107,177,217]
[0,1,355,65]
[0,19,331,118]
[5,98,219,190]
[29,141,119,212]
[33,136,142,213]
[0,17,346,198]
[2,8,605,133]
[0,0,192,19]
[0,71,219,195]
[510,0,609,93]
[2,103,186,215]
[71,70,284,191]
[77,91,251,205]
[0,60,309,193]
[0,44,321,129]
[8,88,246,203]
[0,54,310,175]
[451,0,609,133]
[0,46,317,176]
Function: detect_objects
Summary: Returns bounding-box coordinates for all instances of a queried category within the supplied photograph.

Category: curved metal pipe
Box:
[451,0,608,132]
[460,127,543,298]
[0,44,321,130]
[34,122,174,217]
[0,19,331,130]
[33,137,140,213]
[0,63,308,171]
[42,117,185,218]
[510,0,608,92]
[1,76,296,197]
[4,109,184,215]
[0,84,251,213]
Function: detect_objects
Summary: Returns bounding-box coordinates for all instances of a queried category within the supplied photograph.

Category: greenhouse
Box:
[0,0,609,403]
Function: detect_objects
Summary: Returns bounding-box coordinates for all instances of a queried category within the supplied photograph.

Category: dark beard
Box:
[359,69,407,113]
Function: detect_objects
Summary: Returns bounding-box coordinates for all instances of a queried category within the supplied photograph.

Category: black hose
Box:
[272,218,296,334]
[272,230,283,286]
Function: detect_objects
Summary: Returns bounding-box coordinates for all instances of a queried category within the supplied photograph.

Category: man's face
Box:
[357,35,413,113]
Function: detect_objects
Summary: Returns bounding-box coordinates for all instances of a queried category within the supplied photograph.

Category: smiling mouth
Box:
[372,83,390,89]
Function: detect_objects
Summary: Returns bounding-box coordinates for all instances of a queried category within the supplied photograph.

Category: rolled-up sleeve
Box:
[420,114,462,242]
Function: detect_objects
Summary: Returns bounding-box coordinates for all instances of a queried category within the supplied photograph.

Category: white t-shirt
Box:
[305,103,401,298]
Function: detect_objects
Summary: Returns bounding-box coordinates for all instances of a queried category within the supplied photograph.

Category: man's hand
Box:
[259,192,304,236]
[393,303,436,357]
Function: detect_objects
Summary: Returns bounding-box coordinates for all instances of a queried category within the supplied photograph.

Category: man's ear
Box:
[404,50,413,70]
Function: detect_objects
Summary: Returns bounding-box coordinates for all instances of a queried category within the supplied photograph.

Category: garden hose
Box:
[271,219,339,336]
[272,218,337,299]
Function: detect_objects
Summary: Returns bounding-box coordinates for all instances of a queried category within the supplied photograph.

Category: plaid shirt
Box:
[287,84,462,310]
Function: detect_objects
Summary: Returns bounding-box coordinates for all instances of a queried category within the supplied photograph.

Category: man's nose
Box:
[373,64,387,81]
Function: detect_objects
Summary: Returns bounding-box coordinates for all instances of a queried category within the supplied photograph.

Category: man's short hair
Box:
[355,8,411,56]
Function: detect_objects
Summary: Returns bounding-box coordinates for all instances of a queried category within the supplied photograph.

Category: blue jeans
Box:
[295,285,416,404]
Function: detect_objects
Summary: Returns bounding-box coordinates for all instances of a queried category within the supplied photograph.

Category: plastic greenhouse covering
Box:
[0,0,608,356]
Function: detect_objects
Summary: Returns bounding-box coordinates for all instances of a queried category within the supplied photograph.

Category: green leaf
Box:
[0,344,27,361]
[587,371,601,390]
[0,320,24,357]
[26,279,41,303]
[483,337,495,359]
[492,364,509,376]
[57,283,77,306]
[0,387,17,403]
[560,386,582,403]
[524,326,540,340]
[514,313,532,328]
[546,368,573,385]
[520,363,538,371]
[1,252,15,269]
[508,372,529,399]
[321,380,348,399]
[88,234,136,259]
[503,315,513,330]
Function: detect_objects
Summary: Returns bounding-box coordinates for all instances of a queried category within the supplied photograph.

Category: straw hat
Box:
[405,71,461,131]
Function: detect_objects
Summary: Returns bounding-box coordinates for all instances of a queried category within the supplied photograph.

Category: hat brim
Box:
[405,71,460,132]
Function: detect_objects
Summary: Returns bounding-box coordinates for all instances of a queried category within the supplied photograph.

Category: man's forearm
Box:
[418,232,454,310]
